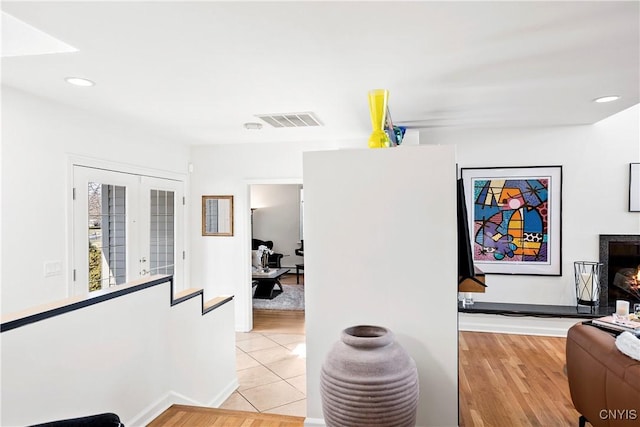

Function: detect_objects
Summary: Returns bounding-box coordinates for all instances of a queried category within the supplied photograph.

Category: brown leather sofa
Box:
[566,323,640,427]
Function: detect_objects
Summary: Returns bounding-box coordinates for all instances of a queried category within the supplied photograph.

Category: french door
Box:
[72,166,184,296]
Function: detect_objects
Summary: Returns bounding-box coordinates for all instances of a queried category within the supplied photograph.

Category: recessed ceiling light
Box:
[65,77,95,87]
[593,95,620,103]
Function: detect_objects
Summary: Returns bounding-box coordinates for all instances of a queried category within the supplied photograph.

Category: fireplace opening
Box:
[599,235,640,309]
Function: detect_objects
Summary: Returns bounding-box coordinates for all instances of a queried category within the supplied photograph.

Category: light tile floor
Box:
[220,330,307,417]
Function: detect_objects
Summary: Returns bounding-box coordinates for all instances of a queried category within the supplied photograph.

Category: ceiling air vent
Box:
[255,112,322,128]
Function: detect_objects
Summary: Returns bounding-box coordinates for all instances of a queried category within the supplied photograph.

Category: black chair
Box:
[295,240,304,284]
[29,413,123,427]
[251,238,284,268]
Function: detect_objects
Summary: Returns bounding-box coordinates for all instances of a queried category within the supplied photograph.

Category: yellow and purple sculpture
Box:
[368,89,391,149]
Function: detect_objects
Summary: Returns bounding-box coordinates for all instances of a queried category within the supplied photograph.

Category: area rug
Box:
[252,284,305,311]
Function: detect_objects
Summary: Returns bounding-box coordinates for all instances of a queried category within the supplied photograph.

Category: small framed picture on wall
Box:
[630,163,640,212]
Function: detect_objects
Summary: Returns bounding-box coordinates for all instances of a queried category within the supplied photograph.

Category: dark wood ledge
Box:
[170,287,233,314]
[203,296,234,314]
[170,287,234,314]
[1,275,172,333]
[458,301,615,319]
[1,275,234,333]
[172,287,204,306]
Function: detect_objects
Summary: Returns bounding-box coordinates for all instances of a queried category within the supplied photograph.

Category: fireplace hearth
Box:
[599,235,640,309]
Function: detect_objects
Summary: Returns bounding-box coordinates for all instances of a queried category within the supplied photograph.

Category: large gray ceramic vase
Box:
[320,325,419,427]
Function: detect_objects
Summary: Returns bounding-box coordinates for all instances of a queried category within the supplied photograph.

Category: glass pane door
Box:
[88,182,127,290]
[140,176,184,289]
[73,166,138,296]
[73,167,184,296]
[149,189,175,276]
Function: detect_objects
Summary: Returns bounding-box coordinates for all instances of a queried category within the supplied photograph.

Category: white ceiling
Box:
[2,1,639,146]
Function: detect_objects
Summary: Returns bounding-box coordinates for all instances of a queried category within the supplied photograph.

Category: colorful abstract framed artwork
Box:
[630,163,640,212]
[461,166,562,276]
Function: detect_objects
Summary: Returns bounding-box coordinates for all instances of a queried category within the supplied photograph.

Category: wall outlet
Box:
[44,261,63,277]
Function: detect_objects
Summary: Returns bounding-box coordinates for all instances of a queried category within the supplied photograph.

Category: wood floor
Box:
[278,272,303,286]
[147,405,303,427]
[459,331,580,427]
[252,309,305,334]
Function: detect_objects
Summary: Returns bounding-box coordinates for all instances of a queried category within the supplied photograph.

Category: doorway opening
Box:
[249,184,305,312]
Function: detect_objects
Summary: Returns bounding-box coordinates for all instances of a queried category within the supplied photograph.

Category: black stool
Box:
[295,263,304,284]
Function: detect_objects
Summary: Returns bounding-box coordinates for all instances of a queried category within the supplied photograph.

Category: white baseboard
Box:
[126,378,239,426]
[126,392,180,427]
[208,378,240,407]
[459,312,588,337]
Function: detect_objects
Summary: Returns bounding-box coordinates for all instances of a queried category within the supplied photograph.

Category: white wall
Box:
[251,184,303,268]
[1,283,237,426]
[423,104,640,306]
[190,139,362,331]
[1,87,190,314]
[304,146,459,427]
[190,106,638,334]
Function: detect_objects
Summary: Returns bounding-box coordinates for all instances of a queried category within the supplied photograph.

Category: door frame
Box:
[241,177,303,332]
[67,155,188,297]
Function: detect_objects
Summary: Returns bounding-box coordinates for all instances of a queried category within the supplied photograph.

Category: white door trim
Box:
[68,156,187,297]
